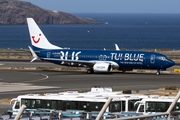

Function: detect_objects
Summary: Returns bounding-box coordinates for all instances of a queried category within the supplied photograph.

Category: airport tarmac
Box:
[0,59,180,100]
[0,69,180,99]
[0,59,180,115]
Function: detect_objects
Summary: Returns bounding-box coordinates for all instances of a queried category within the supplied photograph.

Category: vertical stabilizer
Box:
[27,18,62,50]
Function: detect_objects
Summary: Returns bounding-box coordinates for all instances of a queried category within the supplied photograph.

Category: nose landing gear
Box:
[156,70,161,75]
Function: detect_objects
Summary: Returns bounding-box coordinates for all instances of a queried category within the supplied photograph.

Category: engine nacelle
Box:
[93,63,112,72]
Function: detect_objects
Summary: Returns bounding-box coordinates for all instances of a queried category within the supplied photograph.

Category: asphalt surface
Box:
[0,69,180,99]
[0,59,180,115]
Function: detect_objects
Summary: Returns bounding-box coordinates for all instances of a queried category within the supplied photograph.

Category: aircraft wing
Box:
[43,58,116,68]
[43,58,96,67]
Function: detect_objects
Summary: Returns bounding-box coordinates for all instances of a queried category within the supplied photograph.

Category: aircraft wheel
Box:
[122,70,125,73]
[87,69,94,74]
[156,70,161,75]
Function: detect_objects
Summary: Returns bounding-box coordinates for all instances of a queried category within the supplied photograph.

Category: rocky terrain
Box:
[0,0,100,24]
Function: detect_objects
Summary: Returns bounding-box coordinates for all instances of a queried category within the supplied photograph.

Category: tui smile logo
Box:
[32,34,41,43]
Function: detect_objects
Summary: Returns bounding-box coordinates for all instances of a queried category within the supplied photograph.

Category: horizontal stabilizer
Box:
[28,46,38,62]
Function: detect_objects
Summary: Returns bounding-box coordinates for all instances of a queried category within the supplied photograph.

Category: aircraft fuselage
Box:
[36,49,174,71]
[27,18,175,74]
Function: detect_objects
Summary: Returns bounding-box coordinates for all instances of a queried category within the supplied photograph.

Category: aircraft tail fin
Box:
[27,18,62,50]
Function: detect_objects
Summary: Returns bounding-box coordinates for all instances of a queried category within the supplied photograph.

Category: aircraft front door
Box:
[47,52,51,58]
[150,54,155,64]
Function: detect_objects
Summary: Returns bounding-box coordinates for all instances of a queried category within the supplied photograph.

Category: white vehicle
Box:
[10,87,143,115]
[135,96,180,114]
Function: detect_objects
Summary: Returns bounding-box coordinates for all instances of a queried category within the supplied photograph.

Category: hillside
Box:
[0,0,100,24]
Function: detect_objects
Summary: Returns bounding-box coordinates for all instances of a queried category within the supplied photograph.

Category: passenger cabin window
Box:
[109,101,123,112]
[15,102,20,109]
[79,102,90,111]
[21,99,43,109]
[146,102,170,112]
[35,100,41,108]
[46,101,51,109]
[134,102,139,111]
[20,99,117,112]
[139,105,144,112]
[174,103,180,111]
[21,99,31,108]
[146,102,180,112]
[90,102,104,111]
[122,101,125,111]
[63,101,78,110]
[128,99,140,111]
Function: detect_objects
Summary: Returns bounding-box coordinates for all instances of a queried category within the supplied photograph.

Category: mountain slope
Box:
[0,0,100,24]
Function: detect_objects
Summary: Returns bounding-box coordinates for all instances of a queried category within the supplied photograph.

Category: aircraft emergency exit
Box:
[27,18,175,75]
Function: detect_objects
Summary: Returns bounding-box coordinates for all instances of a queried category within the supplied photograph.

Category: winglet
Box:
[115,44,120,50]
[28,46,38,62]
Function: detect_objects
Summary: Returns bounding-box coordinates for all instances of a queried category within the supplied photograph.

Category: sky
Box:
[22,0,180,14]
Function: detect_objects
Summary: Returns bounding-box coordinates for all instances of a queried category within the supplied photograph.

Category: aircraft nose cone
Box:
[167,59,175,67]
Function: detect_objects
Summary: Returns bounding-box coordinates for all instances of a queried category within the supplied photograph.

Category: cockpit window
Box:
[159,56,166,61]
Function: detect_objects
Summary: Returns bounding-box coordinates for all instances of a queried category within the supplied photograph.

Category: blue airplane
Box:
[27,18,175,75]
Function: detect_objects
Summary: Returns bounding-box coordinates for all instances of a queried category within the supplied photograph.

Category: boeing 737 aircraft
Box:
[27,18,175,75]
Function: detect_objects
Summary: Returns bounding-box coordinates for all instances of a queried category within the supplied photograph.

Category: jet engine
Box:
[93,63,112,72]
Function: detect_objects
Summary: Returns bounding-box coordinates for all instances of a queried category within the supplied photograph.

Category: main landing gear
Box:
[87,68,94,74]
